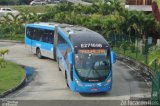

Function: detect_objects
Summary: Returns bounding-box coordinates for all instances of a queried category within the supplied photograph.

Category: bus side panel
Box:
[25,36,32,52]
[30,40,37,54]
[57,44,68,71]
[57,44,76,90]
[45,43,54,59]
[57,43,73,87]
[30,40,53,59]
[56,30,76,91]
[42,42,53,59]
[56,47,67,86]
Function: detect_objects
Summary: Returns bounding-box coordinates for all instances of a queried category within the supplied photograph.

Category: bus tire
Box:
[53,47,57,61]
[36,48,42,59]
[54,56,57,62]
[58,60,61,71]
[65,71,69,88]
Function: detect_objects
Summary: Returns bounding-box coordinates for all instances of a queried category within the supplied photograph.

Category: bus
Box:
[25,22,116,93]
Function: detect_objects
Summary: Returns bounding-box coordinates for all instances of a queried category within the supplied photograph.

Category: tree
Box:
[1,13,24,39]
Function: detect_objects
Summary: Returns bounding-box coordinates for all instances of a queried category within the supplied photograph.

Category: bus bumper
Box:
[74,83,112,93]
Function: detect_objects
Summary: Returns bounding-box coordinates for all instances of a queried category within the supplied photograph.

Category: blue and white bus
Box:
[25,23,116,93]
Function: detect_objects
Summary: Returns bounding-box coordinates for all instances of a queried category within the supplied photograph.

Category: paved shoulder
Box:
[0,42,150,101]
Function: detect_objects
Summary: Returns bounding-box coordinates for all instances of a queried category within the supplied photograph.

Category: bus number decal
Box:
[81,43,102,48]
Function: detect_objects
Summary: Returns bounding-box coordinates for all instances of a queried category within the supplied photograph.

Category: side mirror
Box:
[111,51,116,64]
[67,52,73,64]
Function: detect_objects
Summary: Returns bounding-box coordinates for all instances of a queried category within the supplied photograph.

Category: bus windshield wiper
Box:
[93,68,101,78]
[85,62,101,80]
[85,68,92,80]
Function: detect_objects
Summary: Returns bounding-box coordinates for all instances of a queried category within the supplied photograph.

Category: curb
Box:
[0,40,24,43]
[117,55,154,87]
[0,70,26,98]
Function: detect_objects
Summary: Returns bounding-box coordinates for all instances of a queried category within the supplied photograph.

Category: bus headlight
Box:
[75,78,83,87]
[104,77,111,86]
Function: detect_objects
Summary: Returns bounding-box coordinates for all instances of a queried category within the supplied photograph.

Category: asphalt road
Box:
[0,42,151,105]
[66,0,92,5]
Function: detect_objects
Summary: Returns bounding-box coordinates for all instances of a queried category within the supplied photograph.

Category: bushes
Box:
[0,1,159,42]
[0,49,9,68]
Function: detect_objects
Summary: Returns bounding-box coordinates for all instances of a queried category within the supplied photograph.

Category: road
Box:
[66,0,91,5]
[0,42,151,105]
[125,5,152,11]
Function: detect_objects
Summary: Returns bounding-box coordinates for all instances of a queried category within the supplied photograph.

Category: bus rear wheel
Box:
[53,47,57,61]
[36,48,42,59]
[65,72,69,88]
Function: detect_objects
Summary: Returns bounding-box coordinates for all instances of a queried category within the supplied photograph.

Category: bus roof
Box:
[26,22,109,49]
[26,22,56,30]
[59,24,109,49]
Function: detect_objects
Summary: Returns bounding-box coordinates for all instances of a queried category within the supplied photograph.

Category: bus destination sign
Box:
[79,49,105,54]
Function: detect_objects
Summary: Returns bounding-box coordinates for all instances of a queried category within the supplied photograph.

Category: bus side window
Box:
[35,28,42,41]
[26,27,33,39]
[58,33,68,59]
[32,28,37,40]
[41,30,54,44]
[41,33,47,42]
[41,29,48,43]
[48,30,54,44]
[58,33,65,44]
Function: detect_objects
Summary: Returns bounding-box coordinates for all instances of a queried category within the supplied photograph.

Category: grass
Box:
[0,61,25,94]
[113,47,146,63]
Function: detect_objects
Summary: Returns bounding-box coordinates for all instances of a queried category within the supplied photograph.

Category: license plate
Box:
[91,88,98,91]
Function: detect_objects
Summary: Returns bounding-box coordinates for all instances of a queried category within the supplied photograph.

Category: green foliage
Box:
[153,0,160,9]
[0,49,9,57]
[0,2,159,49]
[0,1,158,41]
[0,13,25,40]
[0,49,9,68]
[149,48,160,68]
[0,2,158,45]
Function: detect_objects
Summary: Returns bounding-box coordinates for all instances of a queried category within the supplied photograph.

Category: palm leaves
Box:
[0,9,43,39]
[148,48,160,69]
[1,13,25,39]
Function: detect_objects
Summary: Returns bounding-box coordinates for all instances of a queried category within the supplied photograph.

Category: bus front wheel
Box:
[36,48,42,59]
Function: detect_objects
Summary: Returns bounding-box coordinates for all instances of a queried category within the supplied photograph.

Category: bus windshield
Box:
[75,49,110,82]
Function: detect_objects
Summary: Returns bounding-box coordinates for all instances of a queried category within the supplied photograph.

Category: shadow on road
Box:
[80,92,110,97]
